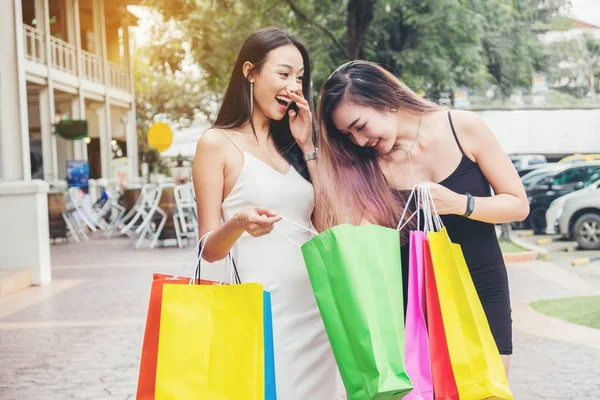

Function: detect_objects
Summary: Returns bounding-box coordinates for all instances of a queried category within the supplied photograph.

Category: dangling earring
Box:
[250,81,254,116]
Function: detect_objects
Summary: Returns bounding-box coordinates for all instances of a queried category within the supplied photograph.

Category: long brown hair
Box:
[315,60,441,231]
[213,28,316,181]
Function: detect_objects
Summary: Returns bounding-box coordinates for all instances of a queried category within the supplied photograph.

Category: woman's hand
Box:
[234,207,282,237]
[287,86,314,154]
[424,182,467,216]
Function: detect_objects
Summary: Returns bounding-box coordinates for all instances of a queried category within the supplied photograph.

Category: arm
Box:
[192,130,280,263]
[287,89,325,229]
[429,111,529,223]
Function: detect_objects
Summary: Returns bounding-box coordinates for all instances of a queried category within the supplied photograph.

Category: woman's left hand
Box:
[287,87,314,153]
[425,182,467,216]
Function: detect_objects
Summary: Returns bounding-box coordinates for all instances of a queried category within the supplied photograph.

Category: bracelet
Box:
[303,148,318,162]
[463,192,475,218]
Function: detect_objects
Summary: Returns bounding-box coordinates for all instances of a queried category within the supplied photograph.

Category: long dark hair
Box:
[315,60,442,230]
[213,28,315,181]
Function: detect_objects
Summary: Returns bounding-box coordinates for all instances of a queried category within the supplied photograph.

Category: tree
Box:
[139,0,565,117]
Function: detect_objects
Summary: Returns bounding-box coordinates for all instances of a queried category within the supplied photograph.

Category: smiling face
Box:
[248,44,305,121]
[331,101,399,154]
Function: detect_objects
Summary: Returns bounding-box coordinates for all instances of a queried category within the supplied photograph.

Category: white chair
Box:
[121,184,167,249]
[96,179,126,238]
[173,183,198,248]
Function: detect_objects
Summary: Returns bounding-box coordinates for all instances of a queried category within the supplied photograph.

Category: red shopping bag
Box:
[136,273,221,400]
[423,241,459,400]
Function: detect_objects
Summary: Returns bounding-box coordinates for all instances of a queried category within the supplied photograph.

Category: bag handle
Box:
[272,215,318,247]
[397,184,421,232]
[190,231,242,285]
[422,183,444,232]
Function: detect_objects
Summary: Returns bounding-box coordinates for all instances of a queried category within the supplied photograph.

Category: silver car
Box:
[553,180,600,249]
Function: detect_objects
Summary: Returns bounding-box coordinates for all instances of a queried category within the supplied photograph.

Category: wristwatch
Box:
[464,192,475,218]
[303,148,318,162]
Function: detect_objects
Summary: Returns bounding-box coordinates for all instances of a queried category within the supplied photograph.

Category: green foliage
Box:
[137,0,570,120]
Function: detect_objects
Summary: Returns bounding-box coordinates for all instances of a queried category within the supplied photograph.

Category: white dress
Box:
[219,132,345,399]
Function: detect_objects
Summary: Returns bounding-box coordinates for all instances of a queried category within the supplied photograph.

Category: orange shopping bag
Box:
[136,273,220,400]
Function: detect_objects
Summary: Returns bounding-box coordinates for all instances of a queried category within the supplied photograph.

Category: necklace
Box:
[392,112,423,153]
[390,112,423,186]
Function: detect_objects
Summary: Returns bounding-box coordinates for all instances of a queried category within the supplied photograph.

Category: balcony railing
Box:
[82,50,104,84]
[108,62,130,92]
[22,25,131,92]
[23,25,45,64]
[50,36,77,75]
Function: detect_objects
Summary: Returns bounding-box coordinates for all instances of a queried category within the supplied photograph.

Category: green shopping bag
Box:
[301,224,413,400]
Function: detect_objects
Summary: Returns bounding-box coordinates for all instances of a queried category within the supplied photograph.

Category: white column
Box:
[41,0,58,182]
[99,0,112,179]
[39,88,55,181]
[70,98,85,160]
[125,109,137,182]
[0,181,51,285]
[1,0,31,181]
[125,26,138,180]
[92,0,102,56]
[0,0,52,286]
[96,106,111,178]
[72,0,87,161]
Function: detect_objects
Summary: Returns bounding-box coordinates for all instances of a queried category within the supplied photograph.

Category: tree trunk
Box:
[347,0,377,59]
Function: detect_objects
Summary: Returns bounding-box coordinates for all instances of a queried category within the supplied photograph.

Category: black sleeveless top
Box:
[397,111,512,354]
[398,111,507,310]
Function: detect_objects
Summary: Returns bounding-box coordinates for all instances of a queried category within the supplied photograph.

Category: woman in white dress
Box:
[192,28,343,399]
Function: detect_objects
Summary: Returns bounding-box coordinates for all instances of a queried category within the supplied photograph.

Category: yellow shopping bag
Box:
[155,283,265,400]
[428,227,513,400]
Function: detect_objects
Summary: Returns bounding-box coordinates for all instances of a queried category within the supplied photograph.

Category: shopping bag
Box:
[422,184,512,400]
[423,240,459,400]
[155,282,266,399]
[136,273,221,400]
[404,231,434,400]
[301,224,413,400]
[264,291,277,399]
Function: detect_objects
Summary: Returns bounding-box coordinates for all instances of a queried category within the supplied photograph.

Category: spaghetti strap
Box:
[447,111,465,156]
[220,129,244,154]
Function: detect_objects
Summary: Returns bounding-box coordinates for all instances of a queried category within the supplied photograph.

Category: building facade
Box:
[1,0,139,286]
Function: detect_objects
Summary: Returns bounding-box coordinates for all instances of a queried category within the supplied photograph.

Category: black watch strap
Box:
[464,192,475,218]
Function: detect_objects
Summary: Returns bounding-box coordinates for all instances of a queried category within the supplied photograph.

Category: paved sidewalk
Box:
[0,235,599,399]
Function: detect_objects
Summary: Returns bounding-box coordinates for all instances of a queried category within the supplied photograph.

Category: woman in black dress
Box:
[313,60,529,375]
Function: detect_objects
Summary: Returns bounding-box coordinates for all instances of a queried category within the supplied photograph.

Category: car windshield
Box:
[553,168,587,185]
[585,168,600,186]
[522,168,561,186]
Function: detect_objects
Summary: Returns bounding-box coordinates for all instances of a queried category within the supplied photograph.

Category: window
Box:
[553,168,587,185]
[585,167,600,186]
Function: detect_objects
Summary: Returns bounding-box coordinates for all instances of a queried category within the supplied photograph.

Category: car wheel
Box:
[529,207,548,235]
[573,213,600,250]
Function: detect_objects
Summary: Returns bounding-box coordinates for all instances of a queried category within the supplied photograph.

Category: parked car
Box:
[520,164,566,187]
[553,181,600,249]
[545,179,600,234]
[517,162,561,178]
[510,154,547,172]
[526,162,600,234]
[559,153,600,164]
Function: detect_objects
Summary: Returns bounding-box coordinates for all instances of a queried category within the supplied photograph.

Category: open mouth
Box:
[276,95,291,109]
[367,138,380,148]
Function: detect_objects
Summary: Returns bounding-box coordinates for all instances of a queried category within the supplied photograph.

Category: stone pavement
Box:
[0,235,599,399]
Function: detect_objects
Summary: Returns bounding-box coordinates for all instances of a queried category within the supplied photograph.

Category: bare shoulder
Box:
[447,110,489,135]
[196,128,229,152]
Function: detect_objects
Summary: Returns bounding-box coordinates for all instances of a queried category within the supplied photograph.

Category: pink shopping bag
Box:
[404,230,434,399]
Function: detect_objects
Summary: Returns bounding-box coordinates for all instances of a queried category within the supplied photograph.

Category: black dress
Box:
[398,111,512,355]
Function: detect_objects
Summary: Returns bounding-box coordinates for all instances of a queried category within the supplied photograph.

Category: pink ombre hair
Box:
[314,61,442,231]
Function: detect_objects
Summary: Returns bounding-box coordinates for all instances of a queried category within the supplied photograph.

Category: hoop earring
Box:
[250,81,254,116]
